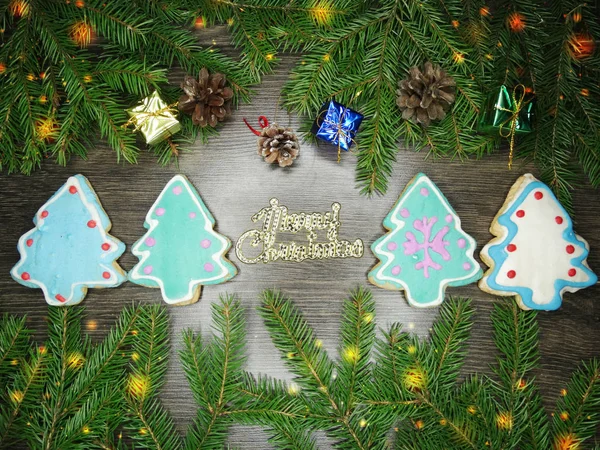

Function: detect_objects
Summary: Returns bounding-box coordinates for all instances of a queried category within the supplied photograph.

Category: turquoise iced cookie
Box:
[369,173,482,307]
[11,175,127,306]
[479,173,597,311]
[128,175,237,305]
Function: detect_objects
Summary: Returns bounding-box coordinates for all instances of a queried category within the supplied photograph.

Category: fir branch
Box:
[182,294,246,450]
[429,297,474,388]
[0,314,30,384]
[0,344,48,447]
[551,359,600,450]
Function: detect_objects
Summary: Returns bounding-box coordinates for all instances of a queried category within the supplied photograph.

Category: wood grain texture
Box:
[0,26,599,448]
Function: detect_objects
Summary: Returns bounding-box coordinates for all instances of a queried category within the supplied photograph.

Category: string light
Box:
[359,418,368,428]
[195,17,205,29]
[362,312,373,324]
[127,373,150,399]
[467,405,477,414]
[287,383,300,396]
[310,1,334,26]
[495,411,513,430]
[567,33,595,60]
[342,345,359,364]
[453,52,465,64]
[403,365,427,391]
[83,74,92,83]
[36,117,59,142]
[554,433,580,450]
[9,0,29,18]
[479,6,490,17]
[508,12,526,33]
[67,352,85,369]
[0,62,5,74]
[314,339,323,348]
[414,419,424,430]
[82,425,90,434]
[559,411,569,421]
[86,320,98,331]
[451,20,459,28]
[75,0,84,7]
[70,21,95,48]
[9,390,24,403]
[561,388,568,396]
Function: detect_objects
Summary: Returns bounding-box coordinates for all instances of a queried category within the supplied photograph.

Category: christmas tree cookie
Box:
[369,173,482,307]
[479,173,597,311]
[10,175,127,306]
[128,175,237,305]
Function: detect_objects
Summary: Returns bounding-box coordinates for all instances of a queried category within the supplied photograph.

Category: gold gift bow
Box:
[496,84,531,170]
[122,100,179,134]
[316,107,358,163]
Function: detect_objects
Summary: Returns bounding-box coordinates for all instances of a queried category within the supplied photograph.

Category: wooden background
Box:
[0,26,599,448]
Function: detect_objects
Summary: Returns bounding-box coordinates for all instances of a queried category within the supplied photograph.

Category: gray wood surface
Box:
[0,26,599,449]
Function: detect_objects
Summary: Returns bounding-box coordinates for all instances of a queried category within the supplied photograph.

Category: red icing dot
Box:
[101,243,111,251]
[534,191,543,200]
[55,294,66,303]
[26,239,33,247]
[87,220,97,228]
[41,210,49,218]
[102,271,110,279]
[507,270,516,279]
[69,186,77,194]
[568,268,577,277]
[21,272,30,281]
[555,216,563,224]
[516,210,525,218]
[566,245,575,254]
[507,244,517,252]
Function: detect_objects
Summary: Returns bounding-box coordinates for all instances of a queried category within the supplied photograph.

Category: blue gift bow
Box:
[315,101,363,161]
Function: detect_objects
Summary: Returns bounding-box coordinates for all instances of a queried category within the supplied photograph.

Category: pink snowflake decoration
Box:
[403,217,450,278]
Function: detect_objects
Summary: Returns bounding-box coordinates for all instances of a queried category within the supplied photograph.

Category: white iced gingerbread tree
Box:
[480,174,597,310]
[10,175,127,306]
[128,175,237,305]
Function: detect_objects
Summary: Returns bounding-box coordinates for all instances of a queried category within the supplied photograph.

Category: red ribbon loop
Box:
[243,116,269,136]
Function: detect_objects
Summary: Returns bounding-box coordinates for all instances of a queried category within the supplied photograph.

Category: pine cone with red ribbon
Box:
[258,124,300,167]
[178,68,233,127]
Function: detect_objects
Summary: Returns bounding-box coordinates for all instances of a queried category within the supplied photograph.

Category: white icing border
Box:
[10,175,123,306]
[129,175,233,305]
[372,176,481,308]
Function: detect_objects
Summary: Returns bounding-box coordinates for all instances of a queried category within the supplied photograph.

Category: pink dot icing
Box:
[143,266,153,275]
[387,242,397,251]
[400,208,410,218]
[204,263,214,272]
[391,265,401,275]
[173,186,183,195]
[201,239,212,249]
[145,237,156,247]
[463,262,471,271]
[445,214,453,223]
[189,212,197,219]
[420,187,429,197]
[457,239,466,249]
[155,207,165,216]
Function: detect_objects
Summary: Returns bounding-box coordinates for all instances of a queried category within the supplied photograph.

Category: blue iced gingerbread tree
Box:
[128,175,237,305]
[10,174,127,306]
[369,173,482,307]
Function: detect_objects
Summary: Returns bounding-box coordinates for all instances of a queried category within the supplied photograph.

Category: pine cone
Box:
[257,124,300,168]
[396,62,456,127]
[178,68,234,127]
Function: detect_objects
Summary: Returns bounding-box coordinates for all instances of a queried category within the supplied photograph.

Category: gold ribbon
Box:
[316,107,358,163]
[123,101,179,133]
[495,84,531,170]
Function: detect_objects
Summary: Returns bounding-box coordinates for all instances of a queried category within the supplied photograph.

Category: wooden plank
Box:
[0,29,598,448]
